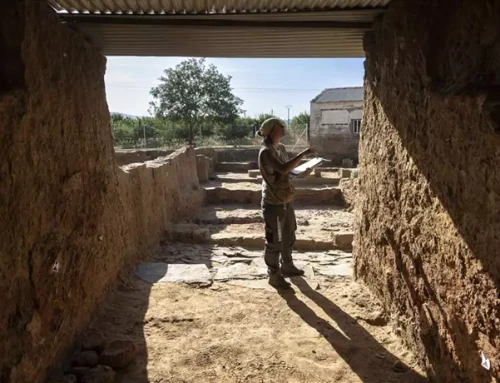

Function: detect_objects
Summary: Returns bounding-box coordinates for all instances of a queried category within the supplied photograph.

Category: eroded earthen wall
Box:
[0,2,202,382]
[355,1,500,382]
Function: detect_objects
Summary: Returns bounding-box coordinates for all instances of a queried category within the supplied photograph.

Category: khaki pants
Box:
[262,202,297,274]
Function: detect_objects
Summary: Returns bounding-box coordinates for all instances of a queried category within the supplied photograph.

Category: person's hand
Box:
[303,168,313,177]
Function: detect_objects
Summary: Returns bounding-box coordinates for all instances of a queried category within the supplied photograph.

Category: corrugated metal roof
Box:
[312,87,364,103]
[48,0,390,57]
[67,24,367,57]
[49,0,390,14]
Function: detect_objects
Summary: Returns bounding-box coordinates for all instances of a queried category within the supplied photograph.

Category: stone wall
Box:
[309,136,360,166]
[215,147,260,162]
[355,1,500,382]
[339,175,359,212]
[0,2,202,382]
[114,146,312,168]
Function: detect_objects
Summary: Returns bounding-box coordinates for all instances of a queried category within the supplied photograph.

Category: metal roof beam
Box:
[60,15,372,29]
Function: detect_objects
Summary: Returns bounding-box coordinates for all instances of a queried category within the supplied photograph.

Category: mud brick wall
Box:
[215,147,260,162]
[114,149,174,166]
[0,2,202,382]
[355,0,500,382]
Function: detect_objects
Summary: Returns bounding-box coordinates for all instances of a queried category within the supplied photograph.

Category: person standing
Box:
[257,118,316,289]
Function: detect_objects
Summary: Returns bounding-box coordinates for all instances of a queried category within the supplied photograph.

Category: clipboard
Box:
[289,157,327,178]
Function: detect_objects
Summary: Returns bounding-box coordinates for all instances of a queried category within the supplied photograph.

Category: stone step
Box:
[203,184,344,206]
[215,161,258,173]
[313,167,356,179]
[245,160,312,178]
[165,223,211,243]
[214,172,261,183]
[260,175,340,186]
[195,205,354,228]
[218,172,340,186]
[248,164,338,178]
[248,169,261,178]
[313,167,339,177]
[210,223,353,251]
[210,226,331,251]
[166,223,353,251]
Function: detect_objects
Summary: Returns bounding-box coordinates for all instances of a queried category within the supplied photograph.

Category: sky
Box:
[105,57,365,121]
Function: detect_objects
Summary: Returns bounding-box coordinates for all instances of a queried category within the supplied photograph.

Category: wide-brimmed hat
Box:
[258,118,284,137]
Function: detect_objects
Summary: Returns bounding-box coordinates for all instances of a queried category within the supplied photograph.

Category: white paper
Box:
[289,157,326,177]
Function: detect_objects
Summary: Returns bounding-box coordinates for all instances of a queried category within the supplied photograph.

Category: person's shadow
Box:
[278,277,428,383]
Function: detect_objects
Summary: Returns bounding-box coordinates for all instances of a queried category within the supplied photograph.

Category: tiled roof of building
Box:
[312,86,363,103]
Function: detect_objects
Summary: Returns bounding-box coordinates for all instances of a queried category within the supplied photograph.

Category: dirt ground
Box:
[86,274,427,383]
[62,167,427,383]
[77,172,427,383]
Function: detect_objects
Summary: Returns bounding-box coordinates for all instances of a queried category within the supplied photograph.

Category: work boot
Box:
[281,262,305,277]
[268,272,291,290]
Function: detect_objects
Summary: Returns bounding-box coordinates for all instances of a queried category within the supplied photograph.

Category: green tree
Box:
[149,58,243,145]
[110,113,126,123]
[110,116,136,147]
[291,112,310,130]
[288,112,310,142]
[216,116,256,141]
[254,113,283,128]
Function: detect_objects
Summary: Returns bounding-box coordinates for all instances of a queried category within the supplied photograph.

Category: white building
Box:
[309,87,363,165]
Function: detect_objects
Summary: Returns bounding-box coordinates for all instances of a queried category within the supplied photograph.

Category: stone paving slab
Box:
[148,244,353,286]
[135,263,212,286]
[213,263,267,281]
[155,243,213,265]
[211,247,262,259]
[291,262,316,280]
[250,258,268,275]
[196,205,353,228]
[313,261,353,278]
[211,255,254,265]
[156,243,352,263]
